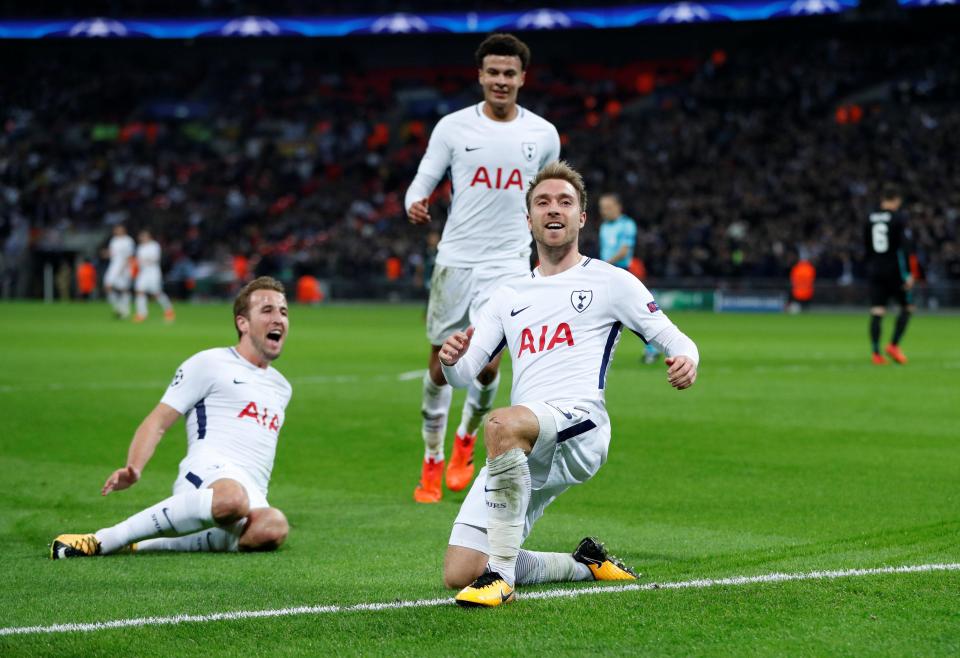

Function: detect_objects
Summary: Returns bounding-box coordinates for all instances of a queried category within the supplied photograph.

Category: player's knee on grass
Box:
[239,507,289,552]
[443,545,488,589]
[483,407,538,458]
[210,479,251,525]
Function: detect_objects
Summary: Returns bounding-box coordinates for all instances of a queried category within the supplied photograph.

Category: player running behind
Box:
[865,185,914,364]
[51,277,292,558]
[132,229,175,323]
[405,33,561,502]
[439,162,699,606]
[103,224,135,319]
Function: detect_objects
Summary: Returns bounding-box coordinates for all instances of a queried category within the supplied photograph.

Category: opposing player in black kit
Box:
[865,185,914,365]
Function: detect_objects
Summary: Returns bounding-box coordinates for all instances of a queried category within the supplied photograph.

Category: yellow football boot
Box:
[573,537,639,581]
[50,533,101,560]
[455,572,515,608]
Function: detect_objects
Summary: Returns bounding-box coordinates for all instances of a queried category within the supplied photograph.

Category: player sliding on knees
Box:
[439,162,699,607]
[51,277,293,559]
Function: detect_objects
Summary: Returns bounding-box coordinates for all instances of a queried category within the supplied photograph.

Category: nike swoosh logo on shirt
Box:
[233,379,246,384]
[484,486,508,493]
[465,146,483,152]
[510,306,531,317]
[546,403,574,420]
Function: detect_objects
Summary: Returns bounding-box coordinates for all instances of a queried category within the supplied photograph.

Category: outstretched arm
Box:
[439,287,508,387]
[610,267,699,391]
[439,327,492,388]
[102,402,181,495]
[651,326,699,390]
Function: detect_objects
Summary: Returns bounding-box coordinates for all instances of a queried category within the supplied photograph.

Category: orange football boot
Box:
[871,353,887,365]
[164,308,176,323]
[414,457,443,503]
[884,344,907,365]
[132,314,146,323]
[445,432,477,492]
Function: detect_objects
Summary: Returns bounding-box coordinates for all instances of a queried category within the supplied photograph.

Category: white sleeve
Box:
[442,344,490,389]
[541,124,561,167]
[649,324,700,366]
[609,268,699,365]
[404,118,453,209]
[159,353,215,414]
[441,292,507,388]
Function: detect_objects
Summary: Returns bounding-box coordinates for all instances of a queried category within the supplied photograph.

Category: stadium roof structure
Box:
[0,0,865,39]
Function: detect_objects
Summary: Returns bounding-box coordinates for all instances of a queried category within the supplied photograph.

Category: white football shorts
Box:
[173,450,269,510]
[135,268,163,295]
[425,258,530,345]
[103,263,132,290]
[448,398,610,553]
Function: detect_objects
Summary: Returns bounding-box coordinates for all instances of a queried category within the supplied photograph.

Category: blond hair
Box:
[525,160,587,212]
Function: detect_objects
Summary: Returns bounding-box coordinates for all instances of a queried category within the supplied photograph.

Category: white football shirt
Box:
[444,257,699,405]
[405,102,561,266]
[160,347,293,494]
[136,240,162,275]
[108,234,135,268]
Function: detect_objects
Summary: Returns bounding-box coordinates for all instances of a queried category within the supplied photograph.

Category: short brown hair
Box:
[475,33,531,70]
[233,276,285,338]
[599,192,621,206]
[881,183,902,202]
[526,160,588,212]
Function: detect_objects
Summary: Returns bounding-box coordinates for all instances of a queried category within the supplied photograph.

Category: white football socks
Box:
[484,448,531,588]
[136,522,242,553]
[421,372,452,461]
[108,290,131,317]
[95,488,214,554]
[457,373,499,437]
[515,550,592,585]
[118,291,131,317]
[156,292,173,312]
[135,293,148,318]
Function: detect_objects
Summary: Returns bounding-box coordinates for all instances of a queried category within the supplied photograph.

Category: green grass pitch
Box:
[1,301,958,656]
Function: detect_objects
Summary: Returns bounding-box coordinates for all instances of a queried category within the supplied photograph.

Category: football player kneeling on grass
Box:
[51,277,293,559]
[439,162,699,607]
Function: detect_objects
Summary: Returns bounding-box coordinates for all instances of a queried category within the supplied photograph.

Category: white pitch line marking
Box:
[397,369,428,381]
[3,562,958,637]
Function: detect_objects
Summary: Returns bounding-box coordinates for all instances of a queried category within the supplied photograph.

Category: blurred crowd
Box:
[1,29,959,299]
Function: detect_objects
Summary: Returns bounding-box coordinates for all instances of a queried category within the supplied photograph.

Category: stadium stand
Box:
[1,16,958,303]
